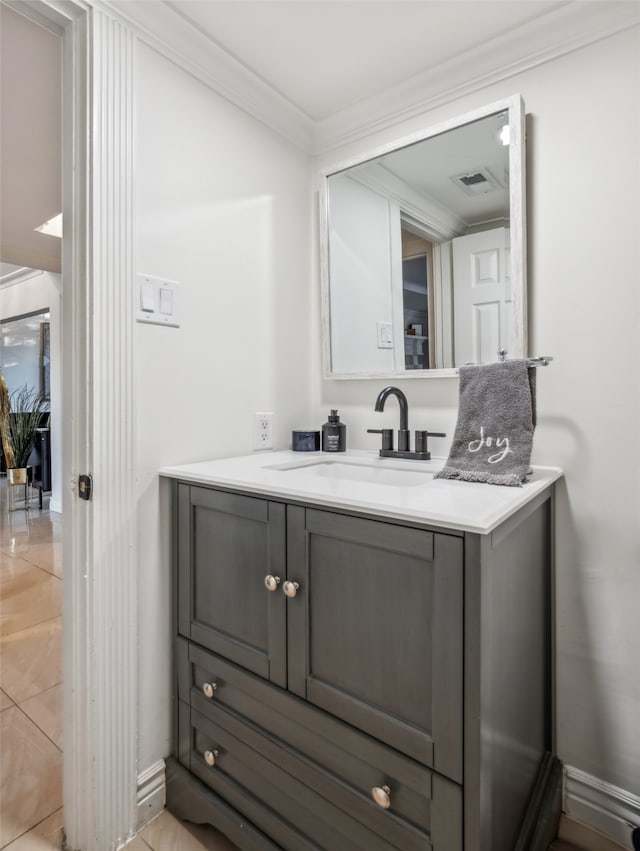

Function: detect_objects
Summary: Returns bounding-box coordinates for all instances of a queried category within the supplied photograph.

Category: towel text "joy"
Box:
[468,427,513,464]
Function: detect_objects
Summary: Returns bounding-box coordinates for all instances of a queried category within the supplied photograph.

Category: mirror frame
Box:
[319,94,527,379]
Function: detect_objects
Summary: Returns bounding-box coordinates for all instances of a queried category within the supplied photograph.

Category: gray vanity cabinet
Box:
[177,486,287,687]
[286,506,463,784]
[168,479,554,851]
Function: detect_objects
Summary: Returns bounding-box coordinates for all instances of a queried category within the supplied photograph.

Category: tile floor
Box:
[1,485,63,850]
[1,479,620,851]
[0,481,237,850]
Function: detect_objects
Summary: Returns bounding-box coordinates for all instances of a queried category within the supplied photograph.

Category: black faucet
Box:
[368,385,446,460]
[373,386,410,451]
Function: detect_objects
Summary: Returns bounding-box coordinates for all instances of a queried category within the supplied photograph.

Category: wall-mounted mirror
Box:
[320,96,526,378]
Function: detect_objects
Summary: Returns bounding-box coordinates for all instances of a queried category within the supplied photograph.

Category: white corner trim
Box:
[59,3,139,849]
[564,765,640,849]
[136,760,166,830]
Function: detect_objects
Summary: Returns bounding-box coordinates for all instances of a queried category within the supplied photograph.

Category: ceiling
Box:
[164,1,570,122]
[349,108,511,229]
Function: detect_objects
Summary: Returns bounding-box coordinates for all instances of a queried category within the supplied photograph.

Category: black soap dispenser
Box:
[322,409,346,452]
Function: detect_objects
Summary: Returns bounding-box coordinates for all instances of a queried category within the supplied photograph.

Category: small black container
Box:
[292,430,321,451]
[321,409,346,452]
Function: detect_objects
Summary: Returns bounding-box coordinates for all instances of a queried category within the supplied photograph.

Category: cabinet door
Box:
[287,506,463,783]
[178,485,287,687]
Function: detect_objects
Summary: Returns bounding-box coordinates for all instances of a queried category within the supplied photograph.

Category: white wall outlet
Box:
[253,412,273,450]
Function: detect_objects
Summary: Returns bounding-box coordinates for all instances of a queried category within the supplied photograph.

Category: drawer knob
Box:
[283,580,300,599]
[264,574,281,592]
[202,682,217,699]
[204,749,219,767]
[371,785,391,809]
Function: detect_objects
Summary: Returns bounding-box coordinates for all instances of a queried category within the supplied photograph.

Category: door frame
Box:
[7,1,138,848]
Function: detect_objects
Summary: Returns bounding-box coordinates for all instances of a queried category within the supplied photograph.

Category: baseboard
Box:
[49,497,62,514]
[137,759,166,830]
[564,765,640,849]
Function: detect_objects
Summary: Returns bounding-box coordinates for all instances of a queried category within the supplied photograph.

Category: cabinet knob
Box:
[264,574,281,592]
[204,749,219,767]
[202,681,217,699]
[371,785,391,809]
[282,580,300,599]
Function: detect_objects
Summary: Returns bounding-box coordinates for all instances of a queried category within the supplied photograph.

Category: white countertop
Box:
[160,450,562,534]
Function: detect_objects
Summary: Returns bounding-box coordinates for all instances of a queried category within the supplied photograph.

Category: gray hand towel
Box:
[435,359,536,487]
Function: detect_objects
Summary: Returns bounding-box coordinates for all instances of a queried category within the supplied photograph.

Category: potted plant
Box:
[0,376,48,486]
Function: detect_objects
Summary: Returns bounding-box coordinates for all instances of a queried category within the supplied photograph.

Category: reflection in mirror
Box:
[321,96,526,378]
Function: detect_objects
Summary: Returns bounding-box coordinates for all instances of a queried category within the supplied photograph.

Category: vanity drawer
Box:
[179,639,461,849]
[183,702,323,851]
[188,703,438,851]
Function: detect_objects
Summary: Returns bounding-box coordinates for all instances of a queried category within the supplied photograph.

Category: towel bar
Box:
[461,352,554,369]
[497,349,554,367]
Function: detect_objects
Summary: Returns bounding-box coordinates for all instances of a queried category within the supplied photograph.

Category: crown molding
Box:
[98,1,639,156]
[100,0,314,151]
[0,267,44,290]
[312,2,640,154]
[349,163,465,240]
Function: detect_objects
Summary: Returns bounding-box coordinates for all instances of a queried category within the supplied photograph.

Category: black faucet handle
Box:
[367,428,394,450]
[415,430,446,455]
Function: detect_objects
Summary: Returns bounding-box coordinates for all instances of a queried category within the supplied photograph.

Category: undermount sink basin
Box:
[265,458,438,487]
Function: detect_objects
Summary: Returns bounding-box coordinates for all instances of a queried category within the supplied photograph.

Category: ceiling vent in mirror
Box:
[451,168,500,196]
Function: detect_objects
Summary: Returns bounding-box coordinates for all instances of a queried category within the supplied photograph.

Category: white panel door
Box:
[452,227,510,366]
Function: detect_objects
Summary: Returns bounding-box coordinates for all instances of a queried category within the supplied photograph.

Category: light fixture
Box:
[34,213,63,238]
[497,124,510,146]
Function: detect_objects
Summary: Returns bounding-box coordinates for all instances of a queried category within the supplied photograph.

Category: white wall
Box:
[313,26,640,807]
[0,271,62,512]
[328,174,395,373]
[134,42,312,774]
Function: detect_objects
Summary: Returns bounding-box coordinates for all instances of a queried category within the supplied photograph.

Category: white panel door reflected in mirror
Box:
[320,96,526,379]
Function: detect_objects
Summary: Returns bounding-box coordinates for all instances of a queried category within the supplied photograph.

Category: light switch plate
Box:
[377,321,393,348]
[136,274,180,327]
